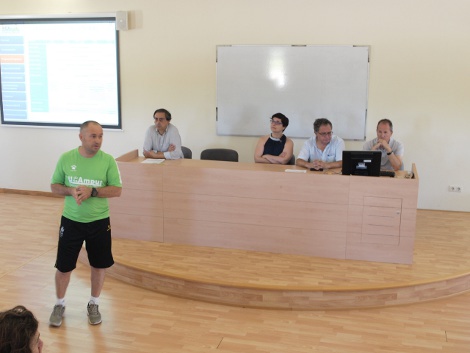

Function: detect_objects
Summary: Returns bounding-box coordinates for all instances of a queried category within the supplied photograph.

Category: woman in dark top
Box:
[254,113,294,164]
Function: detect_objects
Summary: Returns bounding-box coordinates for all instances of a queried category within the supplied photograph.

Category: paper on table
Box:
[285,169,306,173]
[141,159,165,164]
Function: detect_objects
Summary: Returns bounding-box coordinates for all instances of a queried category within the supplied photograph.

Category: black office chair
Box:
[287,154,296,165]
[200,148,238,162]
[181,146,192,159]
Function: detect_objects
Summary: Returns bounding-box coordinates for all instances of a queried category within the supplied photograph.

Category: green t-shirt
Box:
[51,147,122,223]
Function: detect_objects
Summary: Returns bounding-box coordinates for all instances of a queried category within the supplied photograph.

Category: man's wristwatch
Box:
[387,151,393,155]
[91,187,98,197]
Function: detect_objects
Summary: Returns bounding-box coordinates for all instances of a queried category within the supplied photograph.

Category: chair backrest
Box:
[200,148,238,162]
[287,154,296,165]
[181,146,192,159]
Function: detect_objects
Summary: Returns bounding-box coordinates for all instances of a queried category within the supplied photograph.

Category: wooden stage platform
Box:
[79,209,470,310]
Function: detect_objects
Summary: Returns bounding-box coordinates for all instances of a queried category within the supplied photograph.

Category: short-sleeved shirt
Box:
[51,148,122,223]
[297,135,345,163]
[263,135,287,156]
[143,123,184,159]
[363,137,404,170]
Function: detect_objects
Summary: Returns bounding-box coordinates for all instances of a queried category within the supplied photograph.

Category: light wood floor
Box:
[2,192,470,352]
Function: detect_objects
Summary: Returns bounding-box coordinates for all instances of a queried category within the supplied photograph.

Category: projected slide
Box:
[0,18,120,128]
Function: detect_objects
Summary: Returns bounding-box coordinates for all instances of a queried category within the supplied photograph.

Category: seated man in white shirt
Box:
[143,108,184,159]
[363,119,404,171]
[296,118,345,170]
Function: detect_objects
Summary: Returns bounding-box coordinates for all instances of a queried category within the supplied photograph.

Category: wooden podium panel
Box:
[111,150,419,264]
[164,219,348,259]
[345,165,419,263]
[163,163,350,203]
[109,150,164,242]
[164,192,348,231]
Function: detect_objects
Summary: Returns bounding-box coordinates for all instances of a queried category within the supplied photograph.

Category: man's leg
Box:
[50,270,71,327]
[56,269,72,298]
[90,266,106,297]
[87,266,106,325]
[86,218,113,325]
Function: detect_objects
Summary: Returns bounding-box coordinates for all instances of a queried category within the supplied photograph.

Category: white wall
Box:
[1,0,469,211]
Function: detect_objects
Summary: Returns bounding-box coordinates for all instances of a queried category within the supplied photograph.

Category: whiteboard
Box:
[216,45,369,140]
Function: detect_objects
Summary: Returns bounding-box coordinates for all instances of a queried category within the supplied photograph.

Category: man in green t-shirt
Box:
[49,120,122,327]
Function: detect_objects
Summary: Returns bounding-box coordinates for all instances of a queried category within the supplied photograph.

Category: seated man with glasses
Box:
[296,118,345,170]
[363,118,404,171]
[254,112,294,164]
[143,108,184,159]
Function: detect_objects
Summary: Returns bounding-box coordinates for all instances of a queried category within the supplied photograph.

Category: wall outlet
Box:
[449,185,463,192]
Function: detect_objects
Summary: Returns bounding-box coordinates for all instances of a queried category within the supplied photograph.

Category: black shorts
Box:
[55,216,114,273]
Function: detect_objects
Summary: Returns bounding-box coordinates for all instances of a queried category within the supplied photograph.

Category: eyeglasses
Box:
[154,117,166,122]
[270,119,283,126]
[317,131,333,136]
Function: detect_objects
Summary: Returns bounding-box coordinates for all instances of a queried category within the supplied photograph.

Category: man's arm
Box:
[296,158,314,169]
[51,184,121,205]
[143,125,171,159]
[370,139,403,171]
[143,150,166,159]
[296,158,341,170]
[325,137,344,169]
[51,183,83,205]
[381,140,403,171]
[163,126,183,160]
[296,143,315,169]
[51,183,74,197]
[91,186,122,198]
[315,160,342,169]
[387,152,403,171]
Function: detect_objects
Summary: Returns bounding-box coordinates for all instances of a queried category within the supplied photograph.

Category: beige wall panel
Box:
[346,231,362,244]
[163,162,350,204]
[117,162,163,191]
[362,224,400,237]
[109,188,163,217]
[164,218,347,259]
[111,214,163,242]
[363,206,402,228]
[163,192,348,232]
[399,209,418,238]
[115,149,138,162]
[361,233,400,245]
[347,206,364,234]
[349,177,419,209]
[346,235,414,264]
[364,196,403,208]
